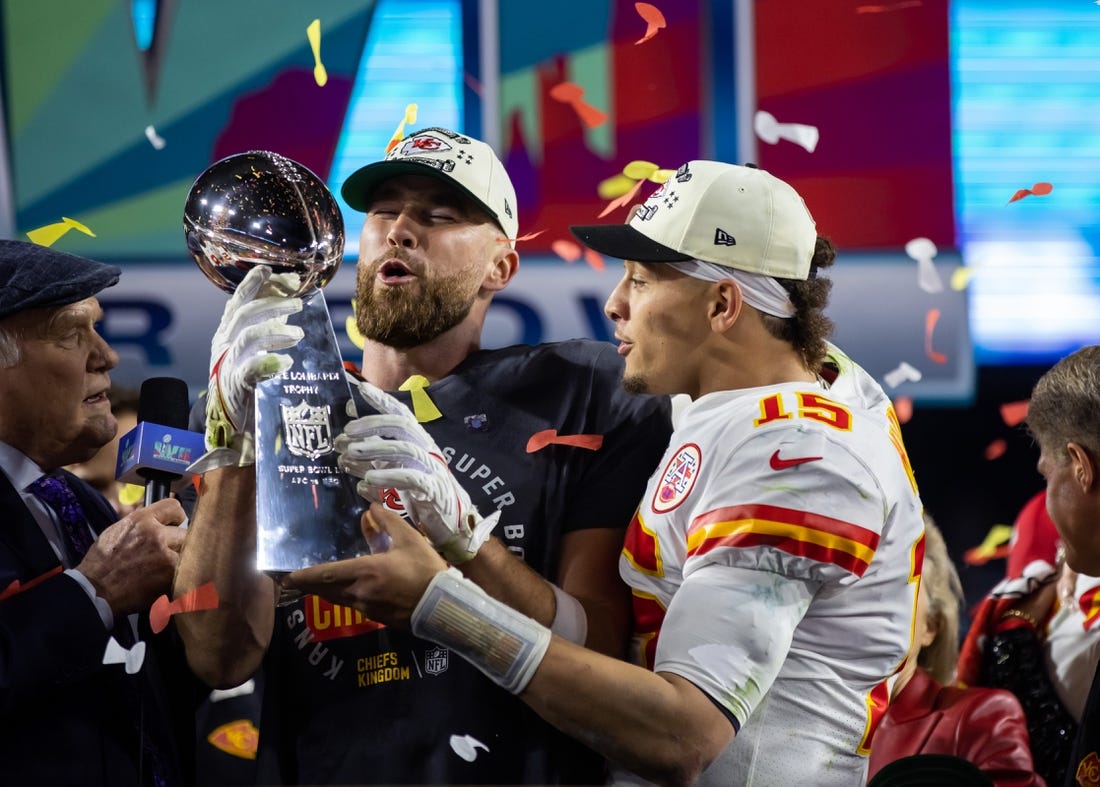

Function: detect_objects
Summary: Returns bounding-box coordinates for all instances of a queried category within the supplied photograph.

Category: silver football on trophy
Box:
[184,151,344,297]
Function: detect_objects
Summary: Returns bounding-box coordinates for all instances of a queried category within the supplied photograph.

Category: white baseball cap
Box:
[341,127,519,245]
[571,161,817,280]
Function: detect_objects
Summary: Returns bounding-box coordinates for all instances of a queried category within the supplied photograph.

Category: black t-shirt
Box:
[255,339,673,784]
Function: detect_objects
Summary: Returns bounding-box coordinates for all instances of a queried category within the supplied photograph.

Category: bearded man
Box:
[175,128,673,784]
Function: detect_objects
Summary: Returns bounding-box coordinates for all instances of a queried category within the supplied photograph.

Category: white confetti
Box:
[754,110,819,153]
[904,237,943,293]
[883,362,922,389]
[449,733,490,762]
[102,636,146,674]
[144,124,166,150]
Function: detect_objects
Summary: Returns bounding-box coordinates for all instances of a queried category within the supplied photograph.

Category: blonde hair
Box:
[917,515,964,685]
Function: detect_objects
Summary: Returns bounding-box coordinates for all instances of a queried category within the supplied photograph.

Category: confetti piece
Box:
[551,239,582,263]
[598,173,639,200]
[526,429,604,453]
[0,566,62,602]
[984,439,1007,460]
[883,361,922,389]
[450,734,490,763]
[1007,181,1053,205]
[753,110,819,153]
[962,523,1014,566]
[924,308,947,364]
[26,217,97,247]
[598,178,646,218]
[1000,400,1029,427]
[118,483,145,507]
[904,237,943,293]
[103,636,146,673]
[463,71,484,97]
[549,81,608,128]
[149,581,219,634]
[386,103,419,154]
[498,230,546,243]
[634,2,666,44]
[306,19,327,87]
[346,299,366,350]
[399,375,443,423]
[893,395,913,425]
[856,0,923,12]
[623,160,660,181]
[950,266,975,291]
[144,124,166,150]
[583,248,605,272]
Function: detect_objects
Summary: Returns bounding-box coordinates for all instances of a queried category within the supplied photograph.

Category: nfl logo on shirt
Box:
[425,647,449,676]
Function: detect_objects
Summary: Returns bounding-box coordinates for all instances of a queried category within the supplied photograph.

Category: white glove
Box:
[193,267,304,472]
[335,380,499,564]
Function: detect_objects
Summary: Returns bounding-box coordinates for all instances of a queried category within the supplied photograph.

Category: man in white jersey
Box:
[282,160,927,786]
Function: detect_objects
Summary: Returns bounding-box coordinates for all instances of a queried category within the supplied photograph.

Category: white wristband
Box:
[549,583,588,645]
[411,567,551,694]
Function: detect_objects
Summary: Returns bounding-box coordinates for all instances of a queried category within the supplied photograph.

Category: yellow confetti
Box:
[968,523,1014,560]
[26,216,97,247]
[386,103,419,154]
[345,299,366,350]
[597,173,637,200]
[951,266,975,291]
[307,19,327,87]
[399,375,442,423]
[622,160,659,180]
[118,483,145,507]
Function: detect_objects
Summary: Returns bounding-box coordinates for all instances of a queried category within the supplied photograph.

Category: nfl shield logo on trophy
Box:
[424,646,449,676]
[281,400,334,460]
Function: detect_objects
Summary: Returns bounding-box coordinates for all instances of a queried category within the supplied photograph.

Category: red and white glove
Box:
[192,267,303,473]
[335,380,499,564]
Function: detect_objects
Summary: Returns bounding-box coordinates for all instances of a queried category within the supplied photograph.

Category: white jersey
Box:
[617,355,924,786]
[1046,572,1100,722]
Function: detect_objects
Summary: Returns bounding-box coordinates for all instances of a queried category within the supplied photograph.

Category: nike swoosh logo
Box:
[769,450,823,471]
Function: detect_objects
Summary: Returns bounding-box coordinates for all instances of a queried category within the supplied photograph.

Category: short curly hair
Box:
[759,236,836,371]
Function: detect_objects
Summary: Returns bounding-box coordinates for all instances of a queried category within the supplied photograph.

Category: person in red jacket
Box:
[868,517,1045,786]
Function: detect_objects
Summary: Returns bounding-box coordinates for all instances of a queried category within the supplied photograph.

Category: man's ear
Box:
[710,279,743,332]
[1068,442,1096,493]
[483,247,519,293]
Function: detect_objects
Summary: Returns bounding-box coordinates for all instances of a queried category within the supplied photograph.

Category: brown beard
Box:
[355,262,479,349]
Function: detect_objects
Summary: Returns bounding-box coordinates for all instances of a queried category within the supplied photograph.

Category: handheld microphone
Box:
[116,377,205,507]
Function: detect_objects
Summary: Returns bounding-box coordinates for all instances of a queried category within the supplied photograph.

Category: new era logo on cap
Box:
[340,127,519,245]
[569,160,817,280]
[714,228,736,246]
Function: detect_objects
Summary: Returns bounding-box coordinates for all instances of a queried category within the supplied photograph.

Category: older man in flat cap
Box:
[0,240,199,786]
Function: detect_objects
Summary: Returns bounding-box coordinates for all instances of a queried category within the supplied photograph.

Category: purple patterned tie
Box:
[30,474,170,786]
[28,473,95,562]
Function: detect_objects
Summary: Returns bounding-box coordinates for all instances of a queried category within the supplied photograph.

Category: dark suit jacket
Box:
[868,667,1046,787]
[0,469,200,786]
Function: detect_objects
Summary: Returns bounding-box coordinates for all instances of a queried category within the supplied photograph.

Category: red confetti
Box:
[984,439,1007,460]
[498,230,546,244]
[583,248,606,272]
[1007,181,1054,204]
[462,71,484,97]
[149,581,219,634]
[552,239,582,263]
[1000,400,1030,427]
[526,429,604,453]
[924,308,948,364]
[598,178,646,219]
[893,395,914,425]
[856,0,922,12]
[963,543,1010,566]
[549,81,608,128]
[634,2,667,44]
[0,566,62,602]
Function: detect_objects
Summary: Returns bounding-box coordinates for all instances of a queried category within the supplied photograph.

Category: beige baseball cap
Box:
[341,127,519,245]
[571,160,817,280]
